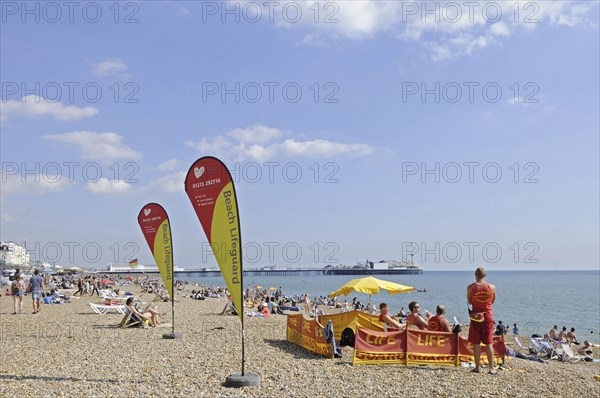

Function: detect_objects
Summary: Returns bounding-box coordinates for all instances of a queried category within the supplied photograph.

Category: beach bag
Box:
[44,297,52,304]
[469,311,484,323]
[452,324,462,334]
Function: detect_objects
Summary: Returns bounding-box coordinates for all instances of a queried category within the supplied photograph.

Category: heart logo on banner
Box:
[144,209,151,216]
[194,166,205,179]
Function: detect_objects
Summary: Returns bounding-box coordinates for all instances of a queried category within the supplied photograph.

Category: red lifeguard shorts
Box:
[468,315,494,345]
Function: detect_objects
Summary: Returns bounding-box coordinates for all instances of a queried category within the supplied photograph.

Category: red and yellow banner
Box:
[185,157,243,322]
[316,310,385,341]
[137,203,173,300]
[353,327,506,366]
[286,312,507,366]
[286,314,332,357]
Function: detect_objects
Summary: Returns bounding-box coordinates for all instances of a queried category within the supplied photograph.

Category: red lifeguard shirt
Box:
[469,282,494,314]
[407,313,428,330]
[428,315,444,331]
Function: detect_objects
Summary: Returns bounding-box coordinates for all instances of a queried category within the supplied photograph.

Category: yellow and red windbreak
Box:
[137,203,174,300]
[185,156,243,322]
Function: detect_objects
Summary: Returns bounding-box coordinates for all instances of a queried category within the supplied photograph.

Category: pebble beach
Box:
[1,285,599,398]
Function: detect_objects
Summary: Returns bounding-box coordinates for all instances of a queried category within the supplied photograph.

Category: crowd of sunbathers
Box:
[184,284,227,300]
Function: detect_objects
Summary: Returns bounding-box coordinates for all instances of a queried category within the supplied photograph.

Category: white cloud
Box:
[279,139,375,157]
[154,159,181,171]
[86,178,132,194]
[228,124,283,144]
[244,1,595,59]
[92,59,131,79]
[148,172,186,193]
[43,131,142,162]
[186,125,375,162]
[1,172,73,194]
[1,95,98,123]
[490,22,510,37]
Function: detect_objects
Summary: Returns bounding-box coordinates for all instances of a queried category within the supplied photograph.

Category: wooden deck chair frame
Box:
[220,298,238,315]
[118,309,148,329]
[560,344,585,362]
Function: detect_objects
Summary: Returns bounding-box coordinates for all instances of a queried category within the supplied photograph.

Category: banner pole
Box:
[185,156,258,387]
[171,268,175,337]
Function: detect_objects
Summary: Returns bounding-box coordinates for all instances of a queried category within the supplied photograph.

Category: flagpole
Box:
[241,267,245,376]
[171,266,175,337]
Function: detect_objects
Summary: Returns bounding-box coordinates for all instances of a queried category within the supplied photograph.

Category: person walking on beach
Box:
[11,274,25,314]
[28,269,45,314]
[303,294,311,317]
[74,276,84,296]
[467,266,497,375]
[91,276,100,296]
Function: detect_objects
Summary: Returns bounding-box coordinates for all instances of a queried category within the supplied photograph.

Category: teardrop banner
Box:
[185,156,259,387]
[137,203,180,339]
[184,157,243,322]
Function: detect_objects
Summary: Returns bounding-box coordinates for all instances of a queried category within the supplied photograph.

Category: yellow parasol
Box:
[330,276,414,328]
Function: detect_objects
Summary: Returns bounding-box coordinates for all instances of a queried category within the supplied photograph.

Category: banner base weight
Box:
[224,373,260,388]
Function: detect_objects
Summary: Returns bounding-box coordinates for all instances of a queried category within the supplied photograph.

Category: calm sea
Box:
[184,271,600,344]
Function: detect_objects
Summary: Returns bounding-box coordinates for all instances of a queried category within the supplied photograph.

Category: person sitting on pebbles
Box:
[577,341,595,357]
[125,297,161,327]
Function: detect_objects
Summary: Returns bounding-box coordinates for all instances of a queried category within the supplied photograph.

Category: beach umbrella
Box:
[268,287,277,291]
[330,276,414,328]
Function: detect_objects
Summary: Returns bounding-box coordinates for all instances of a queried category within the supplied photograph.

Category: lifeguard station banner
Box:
[137,203,173,300]
[185,156,243,322]
[286,314,332,357]
[353,327,506,366]
[318,310,384,341]
[285,311,507,366]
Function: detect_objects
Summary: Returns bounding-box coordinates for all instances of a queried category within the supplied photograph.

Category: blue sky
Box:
[1,1,598,271]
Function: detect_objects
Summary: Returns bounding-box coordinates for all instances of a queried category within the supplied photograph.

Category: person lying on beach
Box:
[246,304,271,317]
[407,301,429,330]
[379,303,403,331]
[125,297,161,326]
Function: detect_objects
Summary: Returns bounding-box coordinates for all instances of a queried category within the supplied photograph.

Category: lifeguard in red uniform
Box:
[406,301,429,330]
[378,303,403,331]
[427,305,452,332]
[467,267,497,375]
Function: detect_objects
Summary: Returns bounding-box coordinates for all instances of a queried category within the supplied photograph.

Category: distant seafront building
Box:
[0,241,30,270]
[107,262,160,273]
